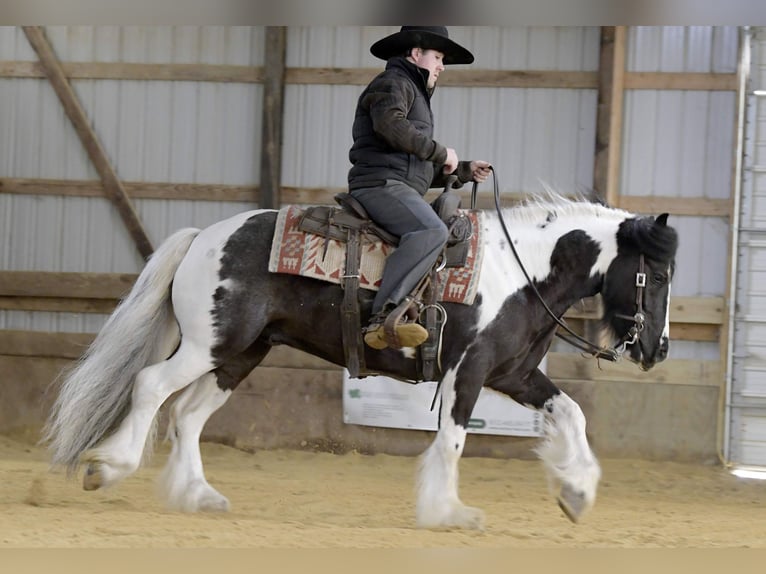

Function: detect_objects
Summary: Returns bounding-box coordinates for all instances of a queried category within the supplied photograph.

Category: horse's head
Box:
[601,213,678,371]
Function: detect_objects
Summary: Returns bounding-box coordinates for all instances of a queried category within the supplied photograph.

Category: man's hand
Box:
[443,148,459,173]
[470,160,492,183]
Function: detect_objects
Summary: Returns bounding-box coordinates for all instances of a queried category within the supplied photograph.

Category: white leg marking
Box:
[416,369,485,530]
[81,344,214,489]
[534,392,601,521]
[158,374,232,512]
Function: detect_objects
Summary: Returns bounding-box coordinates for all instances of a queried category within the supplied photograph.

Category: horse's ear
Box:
[655,213,669,227]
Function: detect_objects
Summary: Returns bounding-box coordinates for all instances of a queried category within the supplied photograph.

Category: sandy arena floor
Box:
[0,435,764,548]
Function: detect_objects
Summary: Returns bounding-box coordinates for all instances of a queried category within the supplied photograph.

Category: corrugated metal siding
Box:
[282,26,600,194]
[729,27,766,466]
[0,26,265,333]
[0,26,734,355]
[622,27,739,362]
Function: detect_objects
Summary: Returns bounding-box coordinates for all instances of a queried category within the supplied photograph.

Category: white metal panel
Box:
[282,26,599,196]
[622,28,737,364]
[729,27,766,466]
[629,26,738,73]
[0,26,266,335]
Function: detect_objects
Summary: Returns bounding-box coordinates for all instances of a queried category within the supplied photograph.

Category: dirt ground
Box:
[0,434,764,548]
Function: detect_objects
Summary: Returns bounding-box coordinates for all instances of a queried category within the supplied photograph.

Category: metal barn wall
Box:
[0,26,264,334]
[282,26,600,195]
[622,26,739,362]
[729,26,766,467]
[0,26,739,461]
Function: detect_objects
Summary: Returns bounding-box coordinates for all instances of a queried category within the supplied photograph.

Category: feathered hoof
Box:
[557,483,589,523]
[417,503,486,531]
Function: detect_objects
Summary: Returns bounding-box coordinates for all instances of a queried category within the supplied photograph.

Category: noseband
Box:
[486,168,649,363]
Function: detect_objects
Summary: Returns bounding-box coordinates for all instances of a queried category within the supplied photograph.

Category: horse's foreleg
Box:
[81,343,214,490]
[417,369,485,530]
[489,368,600,522]
[158,373,231,512]
[536,387,601,522]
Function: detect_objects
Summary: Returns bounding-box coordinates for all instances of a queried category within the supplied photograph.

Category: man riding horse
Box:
[347,26,492,350]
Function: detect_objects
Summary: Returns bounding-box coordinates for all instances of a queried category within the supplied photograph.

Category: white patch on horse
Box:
[475,198,631,331]
[173,210,271,348]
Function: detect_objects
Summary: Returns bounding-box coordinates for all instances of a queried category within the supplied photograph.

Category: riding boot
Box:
[363,306,428,350]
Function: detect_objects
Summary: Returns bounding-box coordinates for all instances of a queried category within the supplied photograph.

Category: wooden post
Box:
[605,26,627,207]
[259,26,287,209]
[22,26,153,259]
[586,27,628,345]
[593,27,615,201]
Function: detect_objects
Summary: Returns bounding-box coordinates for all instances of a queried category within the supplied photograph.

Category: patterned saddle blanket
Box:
[267,205,484,305]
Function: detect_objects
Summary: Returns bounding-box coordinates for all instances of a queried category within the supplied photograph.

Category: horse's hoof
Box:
[83,463,103,491]
[198,493,230,513]
[418,504,486,531]
[457,505,485,531]
[557,483,587,523]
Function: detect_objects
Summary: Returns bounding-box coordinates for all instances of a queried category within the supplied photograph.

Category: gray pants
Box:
[351,180,449,315]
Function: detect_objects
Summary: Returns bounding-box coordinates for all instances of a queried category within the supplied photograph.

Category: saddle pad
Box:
[268,205,484,305]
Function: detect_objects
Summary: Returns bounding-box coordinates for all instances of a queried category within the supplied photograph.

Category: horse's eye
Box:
[652,273,666,284]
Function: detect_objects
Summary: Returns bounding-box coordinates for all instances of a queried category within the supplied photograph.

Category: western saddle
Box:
[296,179,473,382]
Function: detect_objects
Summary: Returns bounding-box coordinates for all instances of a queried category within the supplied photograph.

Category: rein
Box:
[477,168,646,362]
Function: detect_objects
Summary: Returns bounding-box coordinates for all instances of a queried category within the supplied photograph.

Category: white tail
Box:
[42,228,200,473]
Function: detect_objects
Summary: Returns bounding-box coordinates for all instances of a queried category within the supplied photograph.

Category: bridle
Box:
[608,254,647,358]
[472,168,647,363]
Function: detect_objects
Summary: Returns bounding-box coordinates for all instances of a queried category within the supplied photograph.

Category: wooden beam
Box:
[2,60,738,92]
[561,296,724,325]
[0,60,598,89]
[0,296,116,314]
[259,26,287,210]
[22,26,153,259]
[2,178,735,217]
[0,61,264,83]
[0,329,338,369]
[547,352,721,387]
[0,177,258,202]
[558,318,719,342]
[0,271,136,299]
[0,330,94,359]
[617,195,731,217]
[605,26,627,207]
[670,323,719,342]
[286,68,599,89]
[624,72,738,91]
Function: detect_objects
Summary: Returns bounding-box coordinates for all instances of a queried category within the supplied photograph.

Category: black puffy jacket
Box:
[348,57,471,196]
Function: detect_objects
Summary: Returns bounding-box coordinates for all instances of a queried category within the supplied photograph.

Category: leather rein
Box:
[470,168,647,362]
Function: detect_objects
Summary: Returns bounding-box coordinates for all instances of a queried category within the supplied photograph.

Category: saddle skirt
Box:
[268,205,485,305]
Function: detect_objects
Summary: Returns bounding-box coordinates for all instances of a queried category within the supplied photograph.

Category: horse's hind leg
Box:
[158,373,232,512]
[416,368,485,530]
[158,342,271,512]
[81,343,215,490]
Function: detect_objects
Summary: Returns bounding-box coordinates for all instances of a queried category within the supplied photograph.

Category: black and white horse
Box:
[43,194,677,528]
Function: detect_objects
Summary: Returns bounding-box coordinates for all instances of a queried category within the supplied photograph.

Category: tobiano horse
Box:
[43,192,677,529]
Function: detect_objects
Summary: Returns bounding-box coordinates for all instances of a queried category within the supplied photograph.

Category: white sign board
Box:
[343,372,543,437]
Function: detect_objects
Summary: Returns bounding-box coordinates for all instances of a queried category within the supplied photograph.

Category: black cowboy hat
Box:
[370,26,474,65]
